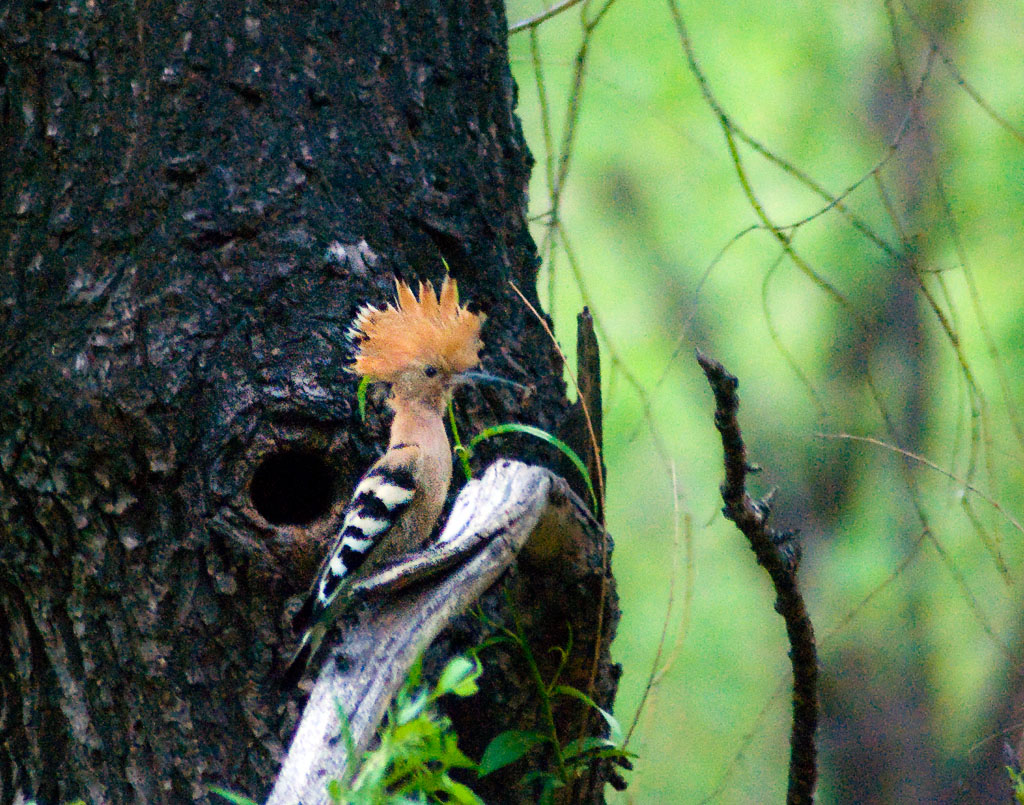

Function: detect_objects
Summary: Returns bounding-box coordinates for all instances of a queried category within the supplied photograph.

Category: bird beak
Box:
[457,370,530,394]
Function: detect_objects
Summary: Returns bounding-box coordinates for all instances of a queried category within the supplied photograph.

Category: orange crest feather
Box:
[349,277,485,380]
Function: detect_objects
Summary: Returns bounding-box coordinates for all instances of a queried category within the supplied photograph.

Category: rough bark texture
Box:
[0,2,618,803]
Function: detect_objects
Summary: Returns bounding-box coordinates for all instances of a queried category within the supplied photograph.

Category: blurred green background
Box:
[504,0,1024,801]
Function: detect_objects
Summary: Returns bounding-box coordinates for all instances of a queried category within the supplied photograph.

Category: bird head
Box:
[347,277,486,412]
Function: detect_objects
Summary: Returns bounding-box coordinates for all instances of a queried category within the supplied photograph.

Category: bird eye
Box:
[424,366,438,378]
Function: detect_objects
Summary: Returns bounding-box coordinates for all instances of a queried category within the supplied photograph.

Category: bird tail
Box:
[280,641,313,688]
[280,622,324,688]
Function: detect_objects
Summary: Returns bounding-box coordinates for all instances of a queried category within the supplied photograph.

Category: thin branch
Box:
[897,0,1024,146]
[625,461,692,746]
[696,351,818,805]
[818,432,1024,538]
[509,0,586,34]
[508,281,604,510]
[507,280,613,802]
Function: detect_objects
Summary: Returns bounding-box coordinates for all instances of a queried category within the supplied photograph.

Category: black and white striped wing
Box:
[319,465,417,602]
[291,463,417,636]
[282,462,417,687]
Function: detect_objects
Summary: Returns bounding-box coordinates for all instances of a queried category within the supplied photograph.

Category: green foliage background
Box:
[505,0,1024,801]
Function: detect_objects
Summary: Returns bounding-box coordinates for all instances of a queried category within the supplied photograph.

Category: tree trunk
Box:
[0,2,618,803]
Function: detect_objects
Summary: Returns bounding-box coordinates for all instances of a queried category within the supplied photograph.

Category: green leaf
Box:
[434,654,482,699]
[440,734,478,770]
[392,713,436,749]
[561,735,617,760]
[325,778,347,803]
[440,775,486,805]
[538,773,563,805]
[357,375,371,422]
[478,729,548,776]
[467,423,597,511]
[521,770,564,804]
[209,788,259,805]
[551,685,624,745]
[406,654,424,690]
[448,400,473,481]
[471,634,515,652]
[396,688,429,725]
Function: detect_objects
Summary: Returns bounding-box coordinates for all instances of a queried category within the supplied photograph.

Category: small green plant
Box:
[464,422,597,511]
[212,654,484,805]
[357,374,372,423]
[448,399,474,482]
[326,653,485,804]
[210,789,259,805]
[449,405,598,511]
[475,602,634,802]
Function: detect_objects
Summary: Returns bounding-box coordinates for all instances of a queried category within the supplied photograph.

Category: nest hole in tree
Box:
[250,449,335,525]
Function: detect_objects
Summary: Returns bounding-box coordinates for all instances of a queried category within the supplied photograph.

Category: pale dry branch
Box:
[267,459,602,805]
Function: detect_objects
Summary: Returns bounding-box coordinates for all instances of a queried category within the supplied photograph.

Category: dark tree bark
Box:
[0,2,618,803]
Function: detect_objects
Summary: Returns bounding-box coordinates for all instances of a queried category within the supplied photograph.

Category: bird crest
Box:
[348,277,485,381]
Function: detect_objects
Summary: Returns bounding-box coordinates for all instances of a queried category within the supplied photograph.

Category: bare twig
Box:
[509,0,586,33]
[696,350,818,805]
[817,432,1024,538]
[507,281,611,802]
[508,282,605,514]
[625,461,692,746]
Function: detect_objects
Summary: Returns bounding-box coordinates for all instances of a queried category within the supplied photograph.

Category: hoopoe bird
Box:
[283,276,485,686]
